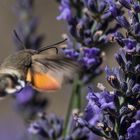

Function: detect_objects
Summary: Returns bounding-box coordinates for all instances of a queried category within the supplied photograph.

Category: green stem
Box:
[63,77,82,136]
[75,80,82,111]
[64,84,75,136]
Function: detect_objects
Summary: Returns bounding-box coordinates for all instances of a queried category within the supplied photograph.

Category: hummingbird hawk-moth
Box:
[0,31,77,98]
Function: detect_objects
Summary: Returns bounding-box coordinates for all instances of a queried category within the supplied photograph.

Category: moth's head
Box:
[0,74,20,98]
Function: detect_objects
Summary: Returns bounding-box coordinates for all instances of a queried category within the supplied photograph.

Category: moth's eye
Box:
[0,76,14,90]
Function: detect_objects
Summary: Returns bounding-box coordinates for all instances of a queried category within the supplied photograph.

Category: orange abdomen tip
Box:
[27,70,61,91]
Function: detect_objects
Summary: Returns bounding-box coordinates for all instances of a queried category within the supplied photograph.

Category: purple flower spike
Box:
[57,0,72,21]
[109,4,118,17]
[127,120,140,140]
[13,0,47,123]
[116,16,130,29]
[16,85,34,104]
[123,39,137,53]
[119,0,131,9]
[85,88,115,125]
[105,66,121,89]
[133,2,140,12]
[62,37,102,84]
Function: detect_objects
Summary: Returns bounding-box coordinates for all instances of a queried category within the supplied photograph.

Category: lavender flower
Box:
[76,88,118,139]
[127,120,140,140]
[28,112,99,140]
[28,113,64,139]
[85,88,115,125]
[14,89,47,121]
[57,0,72,21]
[56,1,120,139]
[15,85,34,104]
[14,0,43,50]
[57,0,120,46]
[13,0,47,122]
[73,1,140,139]
[57,0,122,85]
[63,37,102,84]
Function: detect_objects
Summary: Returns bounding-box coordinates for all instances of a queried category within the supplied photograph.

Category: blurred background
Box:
[0,0,117,139]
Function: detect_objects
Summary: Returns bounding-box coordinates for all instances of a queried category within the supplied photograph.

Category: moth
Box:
[0,31,77,98]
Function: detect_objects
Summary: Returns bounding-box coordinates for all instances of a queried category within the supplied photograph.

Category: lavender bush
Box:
[2,0,140,140]
[72,0,140,140]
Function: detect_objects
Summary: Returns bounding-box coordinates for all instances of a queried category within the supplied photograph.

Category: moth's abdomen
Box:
[26,69,61,91]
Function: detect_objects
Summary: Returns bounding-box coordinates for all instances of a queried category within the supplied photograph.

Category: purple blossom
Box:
[108,3,120,17]
[57,0,72,21]
[63,37,102,84]
[28,113,63,139]
[119,0,131,9]
[127,120,140,140]
[135,110,140,120]
[132,84,140,94]
[123,39,137,53]
[116,16,130,29]
[105,66,127,90]
[16,85,34,104]
[79,1,140,139]
[83,0,108,14]
[57,0,119,47]
[56,0,121,89]
[14,0,43,50]
[77,1,140,138]
[28,112,98,140]
[85,88,115,125]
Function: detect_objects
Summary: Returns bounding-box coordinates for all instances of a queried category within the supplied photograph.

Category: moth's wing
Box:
[33,49,79,77]
[26,51,78,91]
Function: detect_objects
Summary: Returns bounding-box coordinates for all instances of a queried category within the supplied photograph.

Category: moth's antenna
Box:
[13,30,26,50]
[38,38,67,53]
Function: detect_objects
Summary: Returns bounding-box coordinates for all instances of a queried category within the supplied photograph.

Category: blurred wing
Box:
[26,52,78,91]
